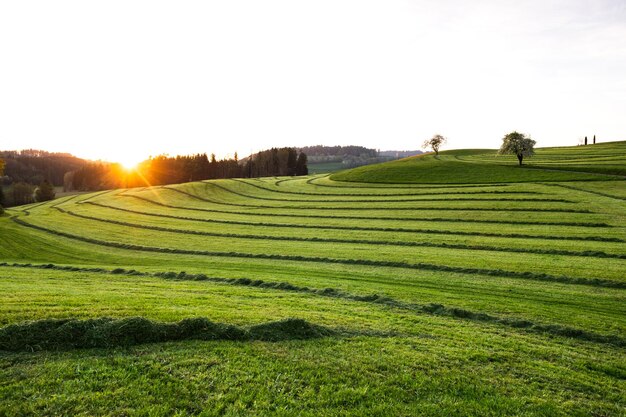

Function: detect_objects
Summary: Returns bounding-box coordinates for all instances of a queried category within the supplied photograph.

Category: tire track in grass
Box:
[120,194,609,227]
[54,206,626,260]
[81,201,626,243]
[2,262,624,348]
[10,215,625,289]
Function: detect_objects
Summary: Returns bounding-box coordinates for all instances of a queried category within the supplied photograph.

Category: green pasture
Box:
[0,142,625,416]
[332,141,626,183]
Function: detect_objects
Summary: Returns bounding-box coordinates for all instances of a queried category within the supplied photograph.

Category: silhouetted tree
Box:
[287,148,298,175]
[423,134,446,155]
[499,131,536,166]
[35,180,56,202]
[585,136,588,145]
[593,135,596,144]
[296,152,308,175]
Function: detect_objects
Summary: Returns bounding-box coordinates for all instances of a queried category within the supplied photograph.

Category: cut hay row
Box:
[53,206,626,260]
[0,316,337,351]
[230,178,543,197]
[82,201,626,243]
[150,186,593,214]
[10,216,625,289]
[2,263,623,348]
[119,194,608,226]
[201,182,575,204]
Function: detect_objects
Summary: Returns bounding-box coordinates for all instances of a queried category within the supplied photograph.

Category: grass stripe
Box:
[2,263,623,348]
[543,183,626,201]
[202,182,575,204]
[306,176,513,189]
[164,185,590,213]
[11,216,625,289]
[82,201,626,243]
[230,178,544,197]
[54,206,626,260]
[121,194,610,227]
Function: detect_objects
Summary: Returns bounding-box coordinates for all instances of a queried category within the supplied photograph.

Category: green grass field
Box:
[1,142,625,416]
[331,141,626,183]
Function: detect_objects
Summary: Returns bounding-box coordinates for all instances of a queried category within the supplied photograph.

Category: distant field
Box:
[307,161,346,173]
[1,143,625,415]
[332,141,626,183]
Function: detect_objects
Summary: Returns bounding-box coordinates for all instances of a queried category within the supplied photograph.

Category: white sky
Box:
[1,0,625,165]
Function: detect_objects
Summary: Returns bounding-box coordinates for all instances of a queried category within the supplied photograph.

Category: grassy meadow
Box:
[0,142,625,416]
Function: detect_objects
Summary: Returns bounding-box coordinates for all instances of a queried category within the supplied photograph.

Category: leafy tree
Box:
[35,180,56,202]
[499,131,536,166]
[423,134,446,155]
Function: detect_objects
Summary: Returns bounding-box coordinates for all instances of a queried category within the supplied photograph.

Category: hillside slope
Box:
[0,164,625,415]
[331,141,626,184]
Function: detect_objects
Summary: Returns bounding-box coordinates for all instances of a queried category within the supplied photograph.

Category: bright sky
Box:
[1,0,625,165]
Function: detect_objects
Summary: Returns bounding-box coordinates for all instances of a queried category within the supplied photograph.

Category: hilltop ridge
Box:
[331,141,626,184]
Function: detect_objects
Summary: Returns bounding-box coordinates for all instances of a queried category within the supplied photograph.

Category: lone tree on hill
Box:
[423,134,446,155]
[499,131,536,166]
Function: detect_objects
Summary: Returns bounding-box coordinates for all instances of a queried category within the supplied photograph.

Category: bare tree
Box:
[423,134,447,155]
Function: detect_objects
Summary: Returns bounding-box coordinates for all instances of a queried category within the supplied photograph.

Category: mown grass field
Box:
[1,142,625,416]
[332,141,626,183]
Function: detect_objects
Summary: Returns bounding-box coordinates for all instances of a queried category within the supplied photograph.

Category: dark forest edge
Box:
[0,148,308,207]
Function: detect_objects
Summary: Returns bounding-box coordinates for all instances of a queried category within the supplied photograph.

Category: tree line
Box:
[0,150,85,185]
[64,147,308,191]
[0,147,307,207]
[299,145,378,159]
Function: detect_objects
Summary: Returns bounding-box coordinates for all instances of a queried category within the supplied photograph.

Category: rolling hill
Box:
[0,144,625,415]
[331,141,626,183]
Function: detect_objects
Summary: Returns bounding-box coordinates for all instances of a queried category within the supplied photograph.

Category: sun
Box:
[118,157,141,171]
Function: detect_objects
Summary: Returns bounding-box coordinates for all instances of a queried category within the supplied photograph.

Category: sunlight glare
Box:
[118,157,141,171]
